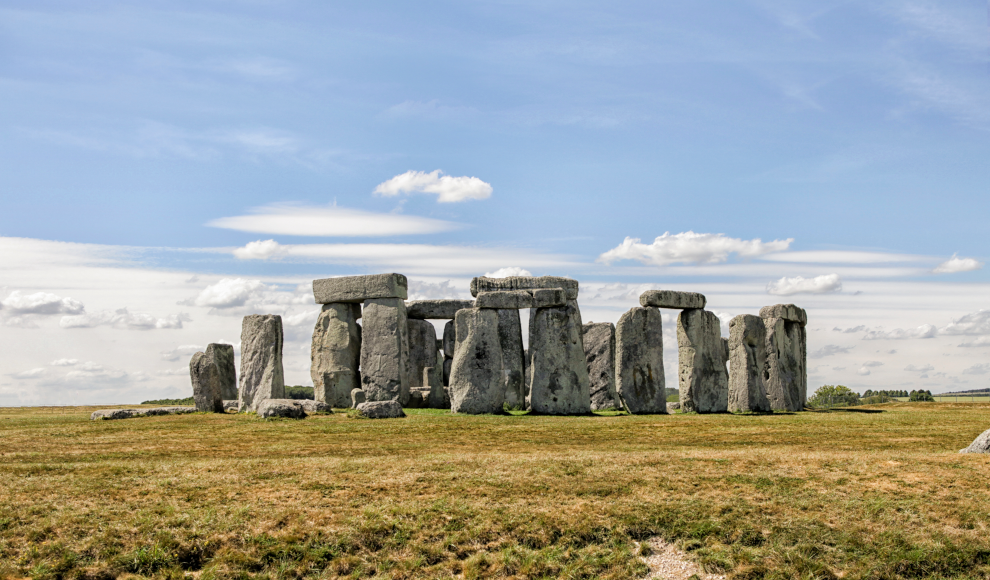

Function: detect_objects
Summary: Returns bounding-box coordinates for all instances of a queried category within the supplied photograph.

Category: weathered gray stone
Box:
[582,322,620,411]
[360,298,412,405]
[471,276,579,300]
[239,314,285,412]
[640,290,706,310]
[528,300,592,415]
[423,367,449,409]
[316,370,356,408]
[667,402,680,413]
[207,343,237,400]
[442,357,452,386]
[407,319,439,390]
[190,351,224,413]
[759,304,807,325]
[296,399,332,414]
[357,400,406,419]
[721,337,729,363]
[442,320,455,358]
[532,288,568,308]
[406,300,475,319]
[256,399,307,419]
[497,308,526,409]
[960,428,990,453]
[728,315,771,413]
[763,314,807,412]
[351,388,366,408]
[143,406,197,416]
[313,273,407,304]
[406,389,426,408]
[90,407,196,420]
[615,308,667,414]
[449,308,505,414]
[223,400,239,412]
[476,290,533,309]
[311,303,362,407]
[677,309,728,413]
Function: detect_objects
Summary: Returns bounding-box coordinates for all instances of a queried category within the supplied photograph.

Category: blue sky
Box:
[1,1,988,404]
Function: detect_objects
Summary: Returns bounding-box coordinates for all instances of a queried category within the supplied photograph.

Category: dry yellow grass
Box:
[0,403,988,579]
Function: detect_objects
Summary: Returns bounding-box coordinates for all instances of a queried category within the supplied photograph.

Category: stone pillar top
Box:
[470,275,579,300]
[313,273,408,304]
[759,304,807,325]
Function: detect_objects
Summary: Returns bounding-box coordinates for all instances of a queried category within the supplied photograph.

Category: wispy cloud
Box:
[809,344,853,358]
[767,273,842,295]
[862,324,937,340]
[598,231,792,267]
[208,204,462,237]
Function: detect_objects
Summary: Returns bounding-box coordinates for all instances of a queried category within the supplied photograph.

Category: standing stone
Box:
[497,309,526,410]
[311,303,362,407]
[189,351,224,413]
[360,298,412,405]
[582,322,621,411]
[615,307,667,414]
[443,358,452,387]
[239,314,285,412]
[407,319,439,390]
[728,315,771,413]
[442,320,456,358]
[207,343,237,400]
[424,367,449,409]
[677,309,728,413]
[449,308,505,414]
[762,304,807,412]
[528,300,592,415]
[351,388,366,408]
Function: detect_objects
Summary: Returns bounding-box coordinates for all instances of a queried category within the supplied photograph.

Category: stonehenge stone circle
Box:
[351,388,366,408]
[762,304,808,411]
[406,299,475,319]
[471,276,579,300]
[360,297,413,405]
[189,350,224,413]
[728,314,771,413]
[313,273,407,304]
[239,314,286,412]
[311,302,361,407]
[407,318,440,389]
[528,299,592,415]
[357,400,406,418]
[207,343,237,400]
[959,428,990,453]
[582,322,620,411]
[615,307,668,414]
[449,308,506,414]
[640,290,706,310]
[497,308,526,409]
[677,309,728,413]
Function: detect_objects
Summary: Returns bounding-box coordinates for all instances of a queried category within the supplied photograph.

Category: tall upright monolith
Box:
[360,298,412,405]
[449,308,505,414]
[239,314,285,412]
[677,309,728,413]
[615,307,667,414]
[583,322,621,411]
[311,302,362,407]
[728,314,771,413]
[497,308,526,409]
[528,300,592,415]
[761,304,807,411]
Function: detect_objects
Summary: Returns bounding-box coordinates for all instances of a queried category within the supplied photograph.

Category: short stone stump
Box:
[357,400,406,419]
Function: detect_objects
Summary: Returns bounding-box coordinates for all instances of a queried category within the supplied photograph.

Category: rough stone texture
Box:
[449,308,505,414]
[442,320,455,358]
[615,307,667,414]
[406,300,475,319]
[677,309,729,413]
[189,351,224,413]
[497,308,526,409]
[311,303,361,406]
[640,290,706,310]
[443,357,452,386]
[223,400,239,412]
[759,304,808,325]
[207,343,237,400]
[239,314,286,412]
[351,388,366,408]
[406,389,426,408]
[582,322,620,411]
[476,290,533,309]
[959,428,990,453]
[357,400,406,419]
[90,407,196,420]
[721,338,729,364]
[728,315,771,413]
[528,300,592,415]
[407,319,439,390]
[296,400,332,414]
[360,298,412,405]
[423,367,449,409]
[256,399,307,419]
[763,315,807,412]
[471,276,579,300]
[313,273,408,304]
[667,402,681,412]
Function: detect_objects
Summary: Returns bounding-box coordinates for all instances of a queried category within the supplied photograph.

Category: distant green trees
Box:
[909,389,934,402]
[808,385,860,409]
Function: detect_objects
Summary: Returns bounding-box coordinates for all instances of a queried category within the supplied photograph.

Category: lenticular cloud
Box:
[933,253,983,274]
[766,274,842,296]
[597,231,792,266]
[373,170,493,203]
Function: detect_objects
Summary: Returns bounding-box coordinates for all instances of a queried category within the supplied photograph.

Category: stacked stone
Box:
[189,343,236,413]
[239,315,285,412]
[727,315,771,413]
[760,304,808,411]
[406,300,472,408]
[582,322,620,411]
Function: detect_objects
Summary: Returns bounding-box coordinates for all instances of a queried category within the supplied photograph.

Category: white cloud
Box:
[597,231,792,266]
[933,254,983,274]
[832,325,866,333]
[59,308,189,330]
[159,344,204,362]
[809,344,853,358]
[905,364,934,373]
[857,367,871,376]
[190,278,267,309]
[862,360,884,367]
[1,291,84,315]
[14,368,46,379]
[373,170,492,203]
[766,273,842,296]
[962,363,990,375]
[50,358,79,366]
[862,324,937,340]
[208,204,461,237]
[484,267,533,278]
[940,310,990,336]
[957,336,990,348]
[233,239,285,260]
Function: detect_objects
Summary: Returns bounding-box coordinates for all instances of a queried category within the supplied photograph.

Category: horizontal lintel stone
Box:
[470,276,578,300]
[313,273,408,304]
[406,299,476,319]
[475,288,567,309]
[639,290,706,310]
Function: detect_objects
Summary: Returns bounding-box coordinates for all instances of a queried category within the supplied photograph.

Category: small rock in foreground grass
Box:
[959,427,990,453]
[256,399,307,419]
[357,400,405,418]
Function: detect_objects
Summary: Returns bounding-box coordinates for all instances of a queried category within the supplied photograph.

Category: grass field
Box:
[1,403,989,579]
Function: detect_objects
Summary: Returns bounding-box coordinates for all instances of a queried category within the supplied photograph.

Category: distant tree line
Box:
[908,389,934,402]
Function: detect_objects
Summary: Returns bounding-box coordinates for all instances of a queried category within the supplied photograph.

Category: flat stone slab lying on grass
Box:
[470,275,579,300]
[90,407,196,420]
[959,428,990,453]
[639,290,706,310]
[356,400,406,418]
[313,273,408,304]
[406,299,475,319]
[255,398,331,418]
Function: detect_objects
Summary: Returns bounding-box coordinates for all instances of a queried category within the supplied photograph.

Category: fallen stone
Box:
[143,406,197,416]
[407,319,439,389]
[360,298,412,405]
[759,304,807,325]
[90,407,196,420]
[424,367,449,409]
[449,308,505,414]
[207,343,237,400]
[406,300,475,319]
[442,320,455,358]
[528,300,592,415]
[239,314,286,412]
[728,315,771,413]
[311,303,361,407]
[763,313,807,412]
[471,276,579,300]
[960,428,990,453]
[640,290,706,310]
[296,400,332,414]
[313,273,408,304]
[189,350,224,413]
[497,308,526,409]
[677,309,728,413]
[357,400,406,419]
[351,388,366,409]
[223,400,239,412]
[582,322,621,411]
[256,399,306,419]
[615,307,667,414]
[667,402,680,413]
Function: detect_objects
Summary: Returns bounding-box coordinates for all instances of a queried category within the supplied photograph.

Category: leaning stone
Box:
[677,309,728,413]
[471,276,579,300]
[759,304,807,325]
[189,351,224,413]
[406,300,475,319]
[640,290,706,310]
[528,300,592,415]
[763,314,807,412]
[223,400,239,412]
[442,320,455,358]
[424,367,449,409]
[360,298,412,405]
[311,303,361,407]
[449,308,505,414]
[497,309,526,410]
[238,314,286,412]
[582,322,620,411]
[475,290,533,309]
[313,273,408,304]
[615,308,667,414]
[351,388,366,409]
[207,343,237,400]
[407,319,439,390]
[357,400,406,419]
[256,399,306,419]
[960,428,990,453]
[296,400,332,414]
[728,315,771,413]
